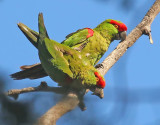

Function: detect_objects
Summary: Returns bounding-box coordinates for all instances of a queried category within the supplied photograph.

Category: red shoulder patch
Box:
[85,28,94,38]
[94,72,106,88]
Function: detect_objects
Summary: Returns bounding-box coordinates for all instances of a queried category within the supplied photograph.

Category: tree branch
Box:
[97,0,160,75]
[35,92,79,125]
[6,81,67,100]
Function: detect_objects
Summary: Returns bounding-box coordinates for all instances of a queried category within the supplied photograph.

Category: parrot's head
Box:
[109,20,127,41]
[95,19,127,41]
[89,72,105,99]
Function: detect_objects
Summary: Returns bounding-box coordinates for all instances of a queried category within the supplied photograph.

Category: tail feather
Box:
[38,13,49,41]
[11,63,48,80]
[20,63,41,70]
[18,23,38,48]
[11,13,51,80]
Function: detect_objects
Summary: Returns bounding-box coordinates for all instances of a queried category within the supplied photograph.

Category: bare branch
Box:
[35,92,79,125]
[6,81,67,100]
[6,81,86,112]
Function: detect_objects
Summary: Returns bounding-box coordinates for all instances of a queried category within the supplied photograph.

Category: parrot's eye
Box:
[96,77,99,82]
[114,24,119,29]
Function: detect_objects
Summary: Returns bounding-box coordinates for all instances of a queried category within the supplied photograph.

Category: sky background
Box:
[0,0,160,125]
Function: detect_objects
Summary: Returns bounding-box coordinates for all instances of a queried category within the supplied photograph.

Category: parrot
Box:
[36,13,105,96]
[11,16,127,80]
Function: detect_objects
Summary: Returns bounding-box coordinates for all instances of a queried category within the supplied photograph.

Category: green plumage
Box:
[62,30,108,65]
[11,13,127,99]
[37,13,101,89]
[11,14,126,81]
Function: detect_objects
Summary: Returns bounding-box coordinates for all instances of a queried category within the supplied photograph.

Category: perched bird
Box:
[37,13,105,95]
[11,16,127,80]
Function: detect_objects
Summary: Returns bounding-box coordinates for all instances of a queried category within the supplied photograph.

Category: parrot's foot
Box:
[67,88,86,111]
[78,99,86,111]
[77,89,87,111]
[95,64,104,69]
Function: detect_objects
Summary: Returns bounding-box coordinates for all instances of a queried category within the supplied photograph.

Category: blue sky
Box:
[0,0,160,125]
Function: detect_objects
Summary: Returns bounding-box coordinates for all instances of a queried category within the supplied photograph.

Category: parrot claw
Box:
[95,64,104,69]
[78,100,87,111]
[75,89,87,111]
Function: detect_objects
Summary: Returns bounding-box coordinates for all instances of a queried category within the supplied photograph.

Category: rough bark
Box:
[35,93,79,125]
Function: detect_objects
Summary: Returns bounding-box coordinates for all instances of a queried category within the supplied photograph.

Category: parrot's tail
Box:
[38,13,49,40]
[10,63,48,80]
[17,23,38,48]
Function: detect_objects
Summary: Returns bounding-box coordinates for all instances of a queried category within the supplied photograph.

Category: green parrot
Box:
[37,13,105,93]
[11,16,127,80]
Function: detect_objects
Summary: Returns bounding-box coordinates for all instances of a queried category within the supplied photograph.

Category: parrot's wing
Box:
[10,63,48,80]
[14,26,92,80]
[38,13,74,78]
[65,29,84,38]
[43,38,74,78]
[61,28,94,51]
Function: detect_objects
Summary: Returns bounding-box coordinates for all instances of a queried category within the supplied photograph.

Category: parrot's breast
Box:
[81,31,110,65]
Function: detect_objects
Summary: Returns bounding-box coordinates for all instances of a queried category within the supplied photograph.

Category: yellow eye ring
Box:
[96,77,99,82]
[114,25,119,29]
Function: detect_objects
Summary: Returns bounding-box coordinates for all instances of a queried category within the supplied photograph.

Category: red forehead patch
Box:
[110,20,127,32]
[94,72,106,88]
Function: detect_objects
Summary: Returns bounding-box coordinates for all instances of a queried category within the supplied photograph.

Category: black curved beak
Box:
[119,31,127,41]
[113,31,127,41]
[91,87,104,99]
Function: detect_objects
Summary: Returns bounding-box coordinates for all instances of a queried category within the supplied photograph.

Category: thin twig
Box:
[6,81,67,99]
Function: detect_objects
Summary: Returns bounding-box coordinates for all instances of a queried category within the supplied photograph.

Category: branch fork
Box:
[6,81,87,111]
